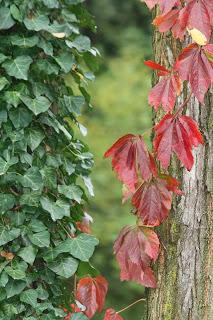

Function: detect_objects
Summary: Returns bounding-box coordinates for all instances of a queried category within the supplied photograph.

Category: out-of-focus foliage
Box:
[78,1,152,318]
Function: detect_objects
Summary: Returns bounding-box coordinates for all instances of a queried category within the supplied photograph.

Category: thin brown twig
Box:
[117,298,146,314]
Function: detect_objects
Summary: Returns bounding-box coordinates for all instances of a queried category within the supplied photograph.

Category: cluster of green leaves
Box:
[0,0,99,319]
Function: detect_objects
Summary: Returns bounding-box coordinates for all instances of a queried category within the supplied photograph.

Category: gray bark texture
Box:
[146,26,213,320]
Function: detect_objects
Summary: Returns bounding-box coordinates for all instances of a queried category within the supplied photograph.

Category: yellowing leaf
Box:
[188,28,207,46]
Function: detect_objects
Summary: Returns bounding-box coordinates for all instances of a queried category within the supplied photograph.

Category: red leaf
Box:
[184,0,213,42]
[104,309,124,320]
[132,178,173,226]
[104,134,157,191]
[159,174,183,195]
[144,60,169,74]
[143,0,180,14]
[113,226,159,287]
[149,73,181,112]
[154,114,203,170]
[76,276,108,319]
[153,9,188,40]
[175,43,213,103]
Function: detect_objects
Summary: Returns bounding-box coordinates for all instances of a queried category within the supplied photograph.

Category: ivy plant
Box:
[0,0,99,319]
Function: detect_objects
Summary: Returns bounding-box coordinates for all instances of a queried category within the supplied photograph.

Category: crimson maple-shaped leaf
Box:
[175,43,213,103]
[154,113,203,170]
[104,134,157,191]
[113,225,160,287]
[143,0,180,14]
[132,176,181,226]
[76,276,108,319]
[145,60,181,112]
[153,8,188,40]
[104,309,124,320]
[183,0,213,42]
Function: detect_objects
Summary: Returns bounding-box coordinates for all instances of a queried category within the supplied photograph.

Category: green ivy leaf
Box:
[2,56,33,80]
[5,263,27,280]
[4,91,21,107]
[58,184,83,203]
[20,289,38,308]
[26,128,45,151]
[66,35,91,52]
[29,231,50,248]
[42,0,59,8]
[0,272,9,287]
[9,107,32,129]
[18,246,38,265]
[40,197,70,221]
[21,96,51,115]
[60,95,85,116]
[24,15,50,31]
[0,7,15,30]
[0,226,20,246]
[0,77,9,91]
[20,191,41,207]
[21,167,43,191]
[54,53,75,73]
[44,234,98,262]
[5,279,26,298]
[63,233,99,261]
[48,257,78,278]
[38,38,53,56]
[36,60,59,75]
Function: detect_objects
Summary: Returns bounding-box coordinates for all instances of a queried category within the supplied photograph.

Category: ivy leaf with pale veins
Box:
[2,56,33,80]
[58,184,83,203]
[29,230,50,248]
[21,96,51,115]
[48,257,78,278]
[21,167,43,191]
[40,197,70,221]
[0,7,15,30]
[20,289,38,308]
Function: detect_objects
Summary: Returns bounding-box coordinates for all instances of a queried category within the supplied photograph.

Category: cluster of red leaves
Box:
[76,276,108,319]
[114,226,160,287]
[146,0,213,42]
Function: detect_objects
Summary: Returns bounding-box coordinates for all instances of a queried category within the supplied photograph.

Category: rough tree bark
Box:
[146,19,213,320]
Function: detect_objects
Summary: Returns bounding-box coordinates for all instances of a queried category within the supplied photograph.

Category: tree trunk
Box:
[146,20,213,320]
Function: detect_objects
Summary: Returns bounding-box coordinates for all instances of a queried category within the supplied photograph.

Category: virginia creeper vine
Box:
[0,1,213,320]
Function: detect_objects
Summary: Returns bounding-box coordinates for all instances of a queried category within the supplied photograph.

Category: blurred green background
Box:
[82,1,152,318]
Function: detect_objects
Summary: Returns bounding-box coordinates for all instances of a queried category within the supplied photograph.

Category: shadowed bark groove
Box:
[146,22,213,320]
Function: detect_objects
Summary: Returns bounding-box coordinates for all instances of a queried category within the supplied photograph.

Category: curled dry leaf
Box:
[76,276,108,319]
[104,134,157,192]
[104,309,124,320]
[154,113,204,170]
[0,250,14,260]
[52,32,66,38]
[113,225,160,288]
[144,60,181,112]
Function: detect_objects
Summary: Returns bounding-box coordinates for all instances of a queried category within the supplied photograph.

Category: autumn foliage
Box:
[68,0,213,319]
